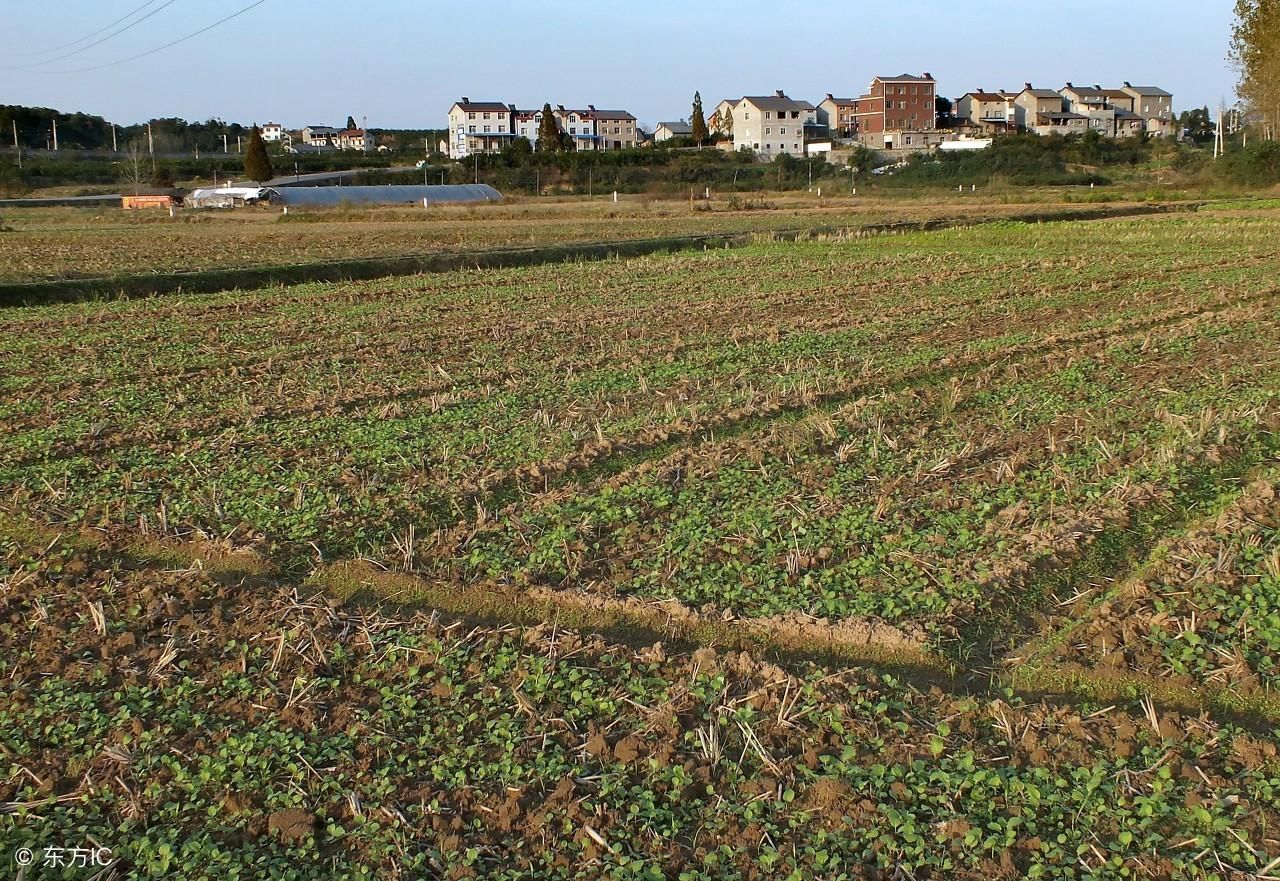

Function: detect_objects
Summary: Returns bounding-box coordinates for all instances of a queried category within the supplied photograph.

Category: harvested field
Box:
[2,209,1279,878]
[0,195,1179,284]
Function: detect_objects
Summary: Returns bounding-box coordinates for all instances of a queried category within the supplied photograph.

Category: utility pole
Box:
[112,124,118,152]
[222,133,228,154]
[474,152,479,184]
[1214,103,1225,160]
[147,122,155,173]
[52,118,58,151]
[13,120,20,170]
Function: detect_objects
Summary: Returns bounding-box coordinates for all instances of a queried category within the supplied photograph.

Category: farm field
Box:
[3,210,1280,878]
[0,194,1170,284]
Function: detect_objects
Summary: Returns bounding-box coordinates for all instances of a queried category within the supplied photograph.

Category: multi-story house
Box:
[848,73,937,149]
[1060,84,1118,135]
[551,106,597,150]
[955,91,1018,132]
[460,101,636,153]
[1012,85,1065,129]
[1120,83,1175,136]
[514,109,542,147]
[818,94,859,138]
[260,122,285,143]
[301,125,339,147]
[334,129,371,153]
[447,98,517,158]
[732,91,818,158]
[590,107,638,150]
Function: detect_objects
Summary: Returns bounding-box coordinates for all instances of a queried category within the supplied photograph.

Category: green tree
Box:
[1231,0,1280,139]
[537,103,564,153]
[347,115,358,131]
[691,92,709,147]
[244,125,274,183]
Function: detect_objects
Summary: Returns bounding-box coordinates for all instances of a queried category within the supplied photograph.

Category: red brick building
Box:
[849,73,937,147]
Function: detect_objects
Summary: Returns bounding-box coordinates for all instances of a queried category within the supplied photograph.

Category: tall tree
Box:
[347,115,358,131]
[244,125,274,183]
[1231,0,1280,139]
[120,140,148,195]
[690,92,709,147]
[537,103,562,153]
[723,107,734,138]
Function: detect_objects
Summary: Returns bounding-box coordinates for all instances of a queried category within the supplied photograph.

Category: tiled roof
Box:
[454,101,512,112]
[741,95,816,112]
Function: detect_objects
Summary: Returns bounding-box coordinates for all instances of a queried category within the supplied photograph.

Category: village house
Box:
[955,90,1019,133]
[334,129,372,153]
[453,100,636,154]
[300,125,339,147]
[653,121,693,142]
[447,98,517,158]
[1012,85,1066,128]
[817,94,859,139]
[260,122,285,143]
[553,106,600,151]
[1058,83,1164,137]
[590,107,639,150]
[732,91,818,158]
[847,73,937,150]
[1121,83,1176,136]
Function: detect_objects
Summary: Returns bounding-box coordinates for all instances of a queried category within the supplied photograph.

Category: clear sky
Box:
[2,0,1239,130]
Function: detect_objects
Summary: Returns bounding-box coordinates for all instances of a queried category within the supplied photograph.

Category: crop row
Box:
[1,529,1277,879]
[1038,466,1280,694]
[441,312,1280,646]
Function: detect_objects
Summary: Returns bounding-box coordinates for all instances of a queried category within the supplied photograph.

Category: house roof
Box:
[877,73,935,82]
[656,121,693,133]
[453,100,512,113]
[591,110,636,120]
[740,94,816,112]
[1021,88,1061,98]
[822,94,857,105]
[964,92,1012,101]
[1125,85,1172,97]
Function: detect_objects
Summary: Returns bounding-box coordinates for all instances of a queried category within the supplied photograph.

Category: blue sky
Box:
[3,0,1239,130]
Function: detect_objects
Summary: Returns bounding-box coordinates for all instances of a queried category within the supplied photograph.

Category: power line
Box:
[13,0,183,69]
[12,0,167,57]
[56,0,270,73]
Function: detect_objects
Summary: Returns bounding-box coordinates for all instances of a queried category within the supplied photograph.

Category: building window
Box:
[780,127,786,135]
[765,127,771,134]
[469,126,475,133]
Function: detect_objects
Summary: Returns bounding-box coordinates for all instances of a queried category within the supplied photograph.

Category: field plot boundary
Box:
[0,201,1200,307]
